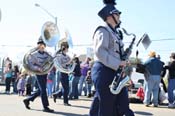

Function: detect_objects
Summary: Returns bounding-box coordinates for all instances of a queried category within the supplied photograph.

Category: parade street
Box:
[0,87,174,116]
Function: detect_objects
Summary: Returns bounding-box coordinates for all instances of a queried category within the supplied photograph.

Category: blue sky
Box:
[0,0,175,63]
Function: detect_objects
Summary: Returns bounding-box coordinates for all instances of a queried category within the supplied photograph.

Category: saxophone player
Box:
[89,0,134,116]
[23,36,54,112]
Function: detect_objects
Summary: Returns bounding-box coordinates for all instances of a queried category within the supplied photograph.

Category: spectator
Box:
[78,57,91,96]
[47,67,55,98]
[12,65,20,94]
[17,72,26,96]
[25,73,33,96]
[143,51,164,107]
[4,63,13,94]
[85,70,92,98]
[162,53,175,108]
[69,57,81,99]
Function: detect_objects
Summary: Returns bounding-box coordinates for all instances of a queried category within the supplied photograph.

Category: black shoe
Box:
[58,92,62,98]
[74,97,78,99]
[69,97,73,100]
[43,107,54,113]
[153,104,158,107]
[64,103,71,106]
[87,94,92,98]
[145,104,150,107]
[53,94,57,103]
[23,99,30,109]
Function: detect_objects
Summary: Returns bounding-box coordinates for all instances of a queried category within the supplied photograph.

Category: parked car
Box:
[0,67,5,85]
[128,68,145,102]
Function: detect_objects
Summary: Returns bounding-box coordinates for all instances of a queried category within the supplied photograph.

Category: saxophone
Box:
[110,28,136,94]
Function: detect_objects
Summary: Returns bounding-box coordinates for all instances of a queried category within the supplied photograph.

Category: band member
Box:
[89,0,134,116]
[23,36,54,112]
[53,41,72,106]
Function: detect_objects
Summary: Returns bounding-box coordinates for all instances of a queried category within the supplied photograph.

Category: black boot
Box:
[87,93,92,98]
[53,94,57,103]
[23,99,30,109]
[64,103,71,106]
[43,107,54,112]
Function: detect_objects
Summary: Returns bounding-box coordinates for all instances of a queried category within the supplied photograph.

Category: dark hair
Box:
[14,65,19,72]
[74,57,80,65]
[8,63,12,69]
[87,57,91,61]
[60,42,69,51]
[170,52,175,59]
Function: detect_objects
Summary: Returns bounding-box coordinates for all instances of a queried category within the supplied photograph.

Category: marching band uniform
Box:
[89,0,134,116]
[23,37,54,112]
[53,42,71,106]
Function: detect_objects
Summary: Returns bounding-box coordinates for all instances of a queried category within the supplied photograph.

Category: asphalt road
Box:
[0,86,174,116]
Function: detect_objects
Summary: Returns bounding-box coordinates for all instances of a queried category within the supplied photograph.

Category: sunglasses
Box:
[110,9,121,16]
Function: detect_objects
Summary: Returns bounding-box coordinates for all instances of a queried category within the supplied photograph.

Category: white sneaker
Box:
[168,103,175,108]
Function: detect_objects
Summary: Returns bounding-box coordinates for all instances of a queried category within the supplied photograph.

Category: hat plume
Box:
[103,0,116,5]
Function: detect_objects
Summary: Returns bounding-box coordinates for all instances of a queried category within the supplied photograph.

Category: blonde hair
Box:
[148,51,156,57]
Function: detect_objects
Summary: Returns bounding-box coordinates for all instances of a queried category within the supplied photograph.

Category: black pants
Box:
[161,78,167,92]
[24,74,49,108]
[53,72,69,104]
[5,78,12,92]
[89,62,134,116]
[26,84,32,95]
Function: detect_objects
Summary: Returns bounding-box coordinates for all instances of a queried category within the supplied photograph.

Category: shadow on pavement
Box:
[129,98,143,104]
[53,111,88,116]
[71,104,90,109]
[134,111,153,116]
[31,109,88,116]
[78,97,93,102]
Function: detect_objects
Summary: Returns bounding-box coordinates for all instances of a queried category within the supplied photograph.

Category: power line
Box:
[0,45,33,47]
[151,38,175,41]
[0,44,93,47]
[73,44,93,47]
[124,37,175,44]
[1,37,175,47]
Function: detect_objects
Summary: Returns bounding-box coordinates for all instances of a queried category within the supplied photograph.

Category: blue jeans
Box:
[87,83,92,95]
[143,75,161,105]
[47,82,53,97]
[12,78,17,93]
[69,76,80,99]
[53,70,60,93]
[168,78,175,104]
[78,75,87,95]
